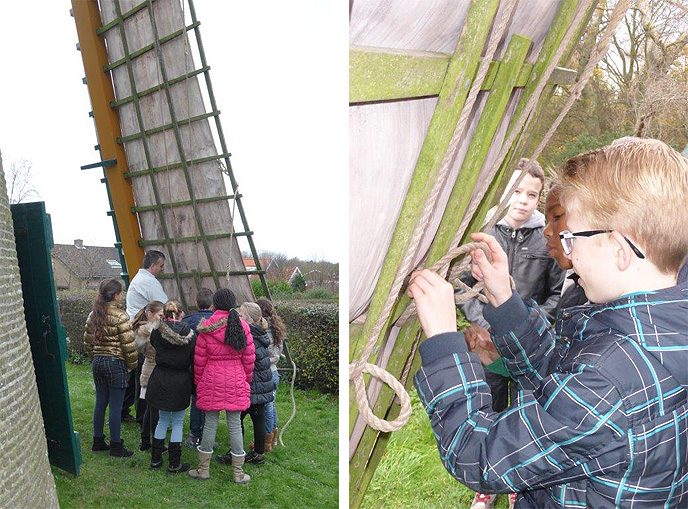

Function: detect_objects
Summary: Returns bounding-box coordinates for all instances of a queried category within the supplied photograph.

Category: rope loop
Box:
[348,362,412,433]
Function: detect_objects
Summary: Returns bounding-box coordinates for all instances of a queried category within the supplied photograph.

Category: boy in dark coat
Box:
[460,160,566,509]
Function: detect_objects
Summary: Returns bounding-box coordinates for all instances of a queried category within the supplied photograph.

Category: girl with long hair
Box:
[188,288,254,484]
[131,300,164,451]
[145,301,195,473]
[256,297,286,451]
[84,278,138,457]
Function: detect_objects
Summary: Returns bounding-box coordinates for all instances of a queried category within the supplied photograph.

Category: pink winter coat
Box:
[194,310,255,412]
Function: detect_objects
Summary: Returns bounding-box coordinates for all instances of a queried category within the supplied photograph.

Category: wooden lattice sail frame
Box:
[72,0,269,308]
[349,1,601,505]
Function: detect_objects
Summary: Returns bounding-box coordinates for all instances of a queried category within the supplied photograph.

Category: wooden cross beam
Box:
[349,45,577,104]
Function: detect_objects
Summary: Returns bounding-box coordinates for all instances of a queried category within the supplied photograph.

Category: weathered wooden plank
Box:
[349,45,576,103]
[349,32,532,509]
[349,46,450,103]
[349,1,500,504]
[98,0,253,304]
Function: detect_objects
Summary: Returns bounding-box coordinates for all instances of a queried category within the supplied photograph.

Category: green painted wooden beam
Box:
[349,1,500,506]
[349,46,451,103]
[481,0,594,209]
[349,32,532,509]
[350,46,576,103]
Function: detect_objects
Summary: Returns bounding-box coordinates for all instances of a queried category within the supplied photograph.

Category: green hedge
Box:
[58,290,98,358]
[275,302,338,395]
[57,291,338,394]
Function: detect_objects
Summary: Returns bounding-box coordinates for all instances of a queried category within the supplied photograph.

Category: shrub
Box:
[291,272,306,293]
[305,287,336,300]
[275,301,338,394]
[251,278,294,299]
[58,290,98,357]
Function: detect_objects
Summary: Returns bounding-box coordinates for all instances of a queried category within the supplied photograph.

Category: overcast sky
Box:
[0,1,346,262]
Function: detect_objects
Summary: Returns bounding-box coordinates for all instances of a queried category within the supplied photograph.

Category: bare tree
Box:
[600,0,688,138]
[7,159,39,204]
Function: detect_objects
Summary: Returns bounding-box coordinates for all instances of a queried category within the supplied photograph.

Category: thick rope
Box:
[277,341,298,447]
[349,0,518,433]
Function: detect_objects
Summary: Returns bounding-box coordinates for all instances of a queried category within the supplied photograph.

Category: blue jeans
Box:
[264,370,280,432]
[189,392,205,439]
[93,384,127,442]
[155,410,186,443]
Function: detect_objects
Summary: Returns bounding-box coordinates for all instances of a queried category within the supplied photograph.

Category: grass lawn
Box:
[54,363,338,508]
[361,391,509,509]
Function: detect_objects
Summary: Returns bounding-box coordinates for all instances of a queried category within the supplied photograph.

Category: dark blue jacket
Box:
[414,282,688,508]
[248,323,274,406]
[183,309,214,332]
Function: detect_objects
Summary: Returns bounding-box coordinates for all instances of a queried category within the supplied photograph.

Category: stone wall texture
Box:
[0,153,59,507]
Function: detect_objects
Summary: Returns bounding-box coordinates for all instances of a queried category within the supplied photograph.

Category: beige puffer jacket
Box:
[84,302,137,371]
[134,321,158,389]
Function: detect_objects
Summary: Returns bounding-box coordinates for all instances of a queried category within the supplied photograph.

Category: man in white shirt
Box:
[123,250,169,424]
[126,250,169,319]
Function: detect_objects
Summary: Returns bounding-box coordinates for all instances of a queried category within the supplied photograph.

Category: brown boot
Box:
[264,432,274,453]
[272,427,278,448]
[188,448,212,480]
[231,454,251,485]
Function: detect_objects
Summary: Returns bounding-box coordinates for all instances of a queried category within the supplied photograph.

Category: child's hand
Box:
[465,324,500,366]
[469,233,512,307]
[407,269,457,338]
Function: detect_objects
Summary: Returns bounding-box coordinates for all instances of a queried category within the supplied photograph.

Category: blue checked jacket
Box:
[414,282,688,508]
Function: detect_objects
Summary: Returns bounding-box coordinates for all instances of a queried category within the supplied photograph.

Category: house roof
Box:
[52,243,123,279]
[243,257,272,270]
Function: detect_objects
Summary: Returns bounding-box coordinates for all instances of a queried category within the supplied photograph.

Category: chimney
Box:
[74,239,84,249]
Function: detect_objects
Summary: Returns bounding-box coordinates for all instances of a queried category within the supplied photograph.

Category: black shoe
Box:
[245,450,265,465]
[167,442,190,473]
[110,439,134,457]
[139,435,151,451]
[92,436,110,452]
[215,450,233,465]
[121,413,137,423]
[150,438,165,469]
[168,462,191,474]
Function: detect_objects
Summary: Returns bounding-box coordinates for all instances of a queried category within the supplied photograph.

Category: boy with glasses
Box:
[408,138,688,508]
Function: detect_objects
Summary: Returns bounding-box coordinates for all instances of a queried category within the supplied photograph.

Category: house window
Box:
[106,260,122,269]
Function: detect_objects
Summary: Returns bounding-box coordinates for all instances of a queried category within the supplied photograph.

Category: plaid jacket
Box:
[414,282,688,508]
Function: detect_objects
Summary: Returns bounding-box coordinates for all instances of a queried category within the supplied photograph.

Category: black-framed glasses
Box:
[559,230,645,259]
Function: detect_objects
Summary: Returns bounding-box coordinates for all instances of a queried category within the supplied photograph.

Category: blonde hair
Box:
[163,300,183,320]
[556,137,688,274]
[239,302,268,329]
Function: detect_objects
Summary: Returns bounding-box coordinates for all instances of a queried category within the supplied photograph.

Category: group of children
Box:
[84,283,285,484]
[409,137,688,508]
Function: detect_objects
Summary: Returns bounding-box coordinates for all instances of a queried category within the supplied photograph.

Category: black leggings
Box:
[141,404,160,440]
[241,404,266,454]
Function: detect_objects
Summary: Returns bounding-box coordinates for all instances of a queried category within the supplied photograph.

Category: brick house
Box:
[52,239,124,290]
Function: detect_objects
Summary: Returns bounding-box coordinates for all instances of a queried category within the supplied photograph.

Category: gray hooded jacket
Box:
[460,210,565,326]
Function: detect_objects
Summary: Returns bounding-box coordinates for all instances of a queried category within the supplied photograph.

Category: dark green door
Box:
[11,201,82,476]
